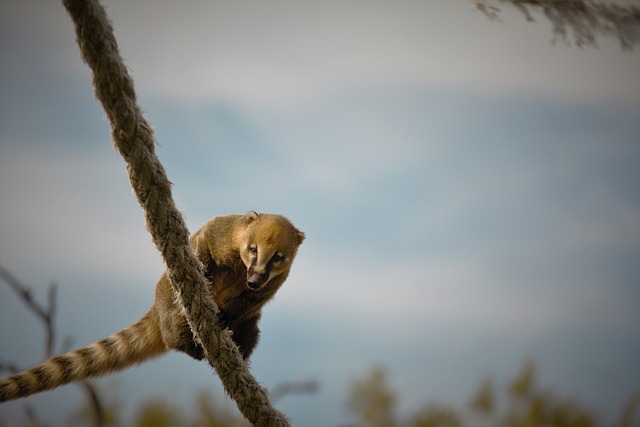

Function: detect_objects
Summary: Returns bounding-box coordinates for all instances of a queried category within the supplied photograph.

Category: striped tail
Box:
[0,310,167,402]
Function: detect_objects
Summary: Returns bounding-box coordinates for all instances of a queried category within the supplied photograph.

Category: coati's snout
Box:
[244,247,273,290]
[247,267,270,290]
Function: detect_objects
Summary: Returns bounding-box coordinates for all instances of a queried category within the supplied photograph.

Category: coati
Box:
[0,211,304,402]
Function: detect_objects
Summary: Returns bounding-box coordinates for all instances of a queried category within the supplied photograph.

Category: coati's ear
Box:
[297,231,305,245]
[245,211,259,222]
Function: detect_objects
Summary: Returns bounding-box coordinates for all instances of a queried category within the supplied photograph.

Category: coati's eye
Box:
[249,245,258,255]
[271,252,284,263]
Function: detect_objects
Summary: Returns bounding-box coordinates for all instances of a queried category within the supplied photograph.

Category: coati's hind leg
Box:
[158,309,205,360]
[173,321,205,360]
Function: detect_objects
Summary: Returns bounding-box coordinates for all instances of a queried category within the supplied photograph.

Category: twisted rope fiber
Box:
[61,0,289,425]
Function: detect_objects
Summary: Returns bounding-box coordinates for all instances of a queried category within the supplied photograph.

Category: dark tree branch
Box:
[475,0,640,50]
[0,267,55,359]
[0,266,106,427]
[270,380,319,403]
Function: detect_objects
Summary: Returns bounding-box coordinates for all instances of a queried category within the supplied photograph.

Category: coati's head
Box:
[237,211,304,290]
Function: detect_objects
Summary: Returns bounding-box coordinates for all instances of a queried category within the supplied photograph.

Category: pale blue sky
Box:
[1,1,639,426]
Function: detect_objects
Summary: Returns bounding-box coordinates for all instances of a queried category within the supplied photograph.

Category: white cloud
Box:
[92,1,640,107]
[280,248,610,345]
[248,98,435,194]
[0,144,162,285]
[3,0,637,110]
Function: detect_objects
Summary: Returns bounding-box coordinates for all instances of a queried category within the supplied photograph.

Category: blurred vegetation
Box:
[348,366,397,427]
[2,359,638,426]
[67,389,250,427]
[1,270,638,427]
[131,390,251,427]
[134,397,183,427]
[347,360,639,427]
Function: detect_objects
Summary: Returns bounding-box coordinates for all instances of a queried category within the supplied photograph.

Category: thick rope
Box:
[61,1,289,425]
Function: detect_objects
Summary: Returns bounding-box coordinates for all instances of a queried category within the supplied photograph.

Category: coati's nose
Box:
[247,271,269,290]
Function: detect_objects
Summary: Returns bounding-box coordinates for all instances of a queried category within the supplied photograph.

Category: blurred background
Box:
[0,1,638,426]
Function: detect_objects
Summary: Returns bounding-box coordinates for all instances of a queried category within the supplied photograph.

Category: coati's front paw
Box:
[180,339,205,360]
[217,310,231,329]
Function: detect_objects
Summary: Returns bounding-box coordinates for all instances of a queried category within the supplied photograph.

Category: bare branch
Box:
[59,335,76,354]
[0,267,105,427]
[24,405,44,427]
[474,0,640,50]
[46,281,58,358]
[0,362,21,375]
[0,268,50,324]
[0,267,57,359]
[81,381,106,427]
[270,380,319,403]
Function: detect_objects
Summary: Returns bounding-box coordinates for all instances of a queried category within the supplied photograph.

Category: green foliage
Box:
[617,393,640,427]
[499,360,597,427]
[67,383,121,427]
[347,360,637,427]
[348,366,397,427]
[8,359,635,426]
[191,389,251,427]
[469,376,494,416]
[410,404,462,427]
[70,400,119,427]
[135,397,183,427]
[60,388,252,427]
[129,390,251,427]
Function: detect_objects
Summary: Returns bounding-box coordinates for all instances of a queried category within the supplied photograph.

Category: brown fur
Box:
[0,212,303,402]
